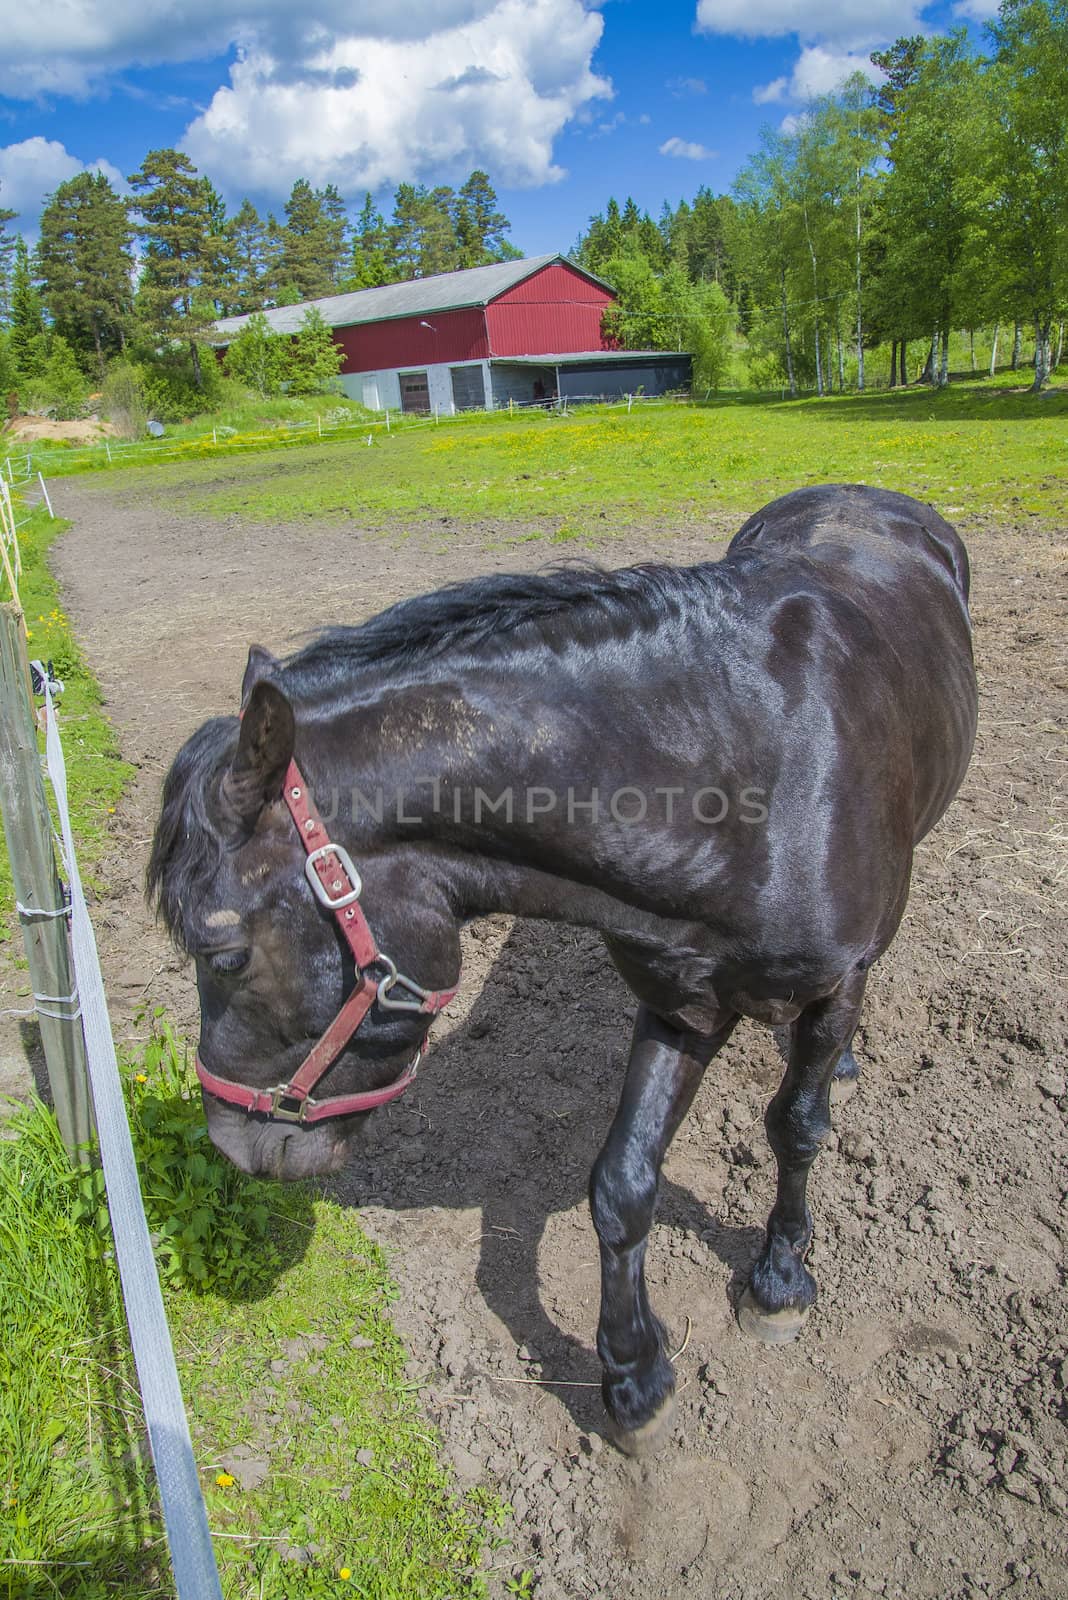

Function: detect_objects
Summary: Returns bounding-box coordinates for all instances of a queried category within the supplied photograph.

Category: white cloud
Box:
[753,75,788,103]
[180,0,609,193]
[786,44,878,98]
[666,75,707,95]
[0,138,125,234]
[696,0,928,49]
[0,1,610,197]
[952,0,999,18]
[0,1,504,98]
[659,136,717,160]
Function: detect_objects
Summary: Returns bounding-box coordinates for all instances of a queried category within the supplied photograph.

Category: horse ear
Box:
[221,681,295,827]
[241,644,280,708]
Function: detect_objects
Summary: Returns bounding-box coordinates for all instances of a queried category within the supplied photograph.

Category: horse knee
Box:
[589,1149,657,1253]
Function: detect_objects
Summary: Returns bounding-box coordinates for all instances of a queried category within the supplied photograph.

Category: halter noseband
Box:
[194,757,458,1124]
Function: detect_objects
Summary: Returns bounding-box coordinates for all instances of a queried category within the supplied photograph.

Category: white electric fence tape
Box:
[42,684,224,1599]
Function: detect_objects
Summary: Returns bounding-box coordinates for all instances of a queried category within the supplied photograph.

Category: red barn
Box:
[213,254,692,413]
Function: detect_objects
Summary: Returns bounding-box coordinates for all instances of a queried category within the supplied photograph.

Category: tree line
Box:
[574,0,1067,394]
[0,157,517,418]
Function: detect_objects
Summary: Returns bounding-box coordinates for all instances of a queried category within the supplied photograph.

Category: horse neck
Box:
[300,656,668,934]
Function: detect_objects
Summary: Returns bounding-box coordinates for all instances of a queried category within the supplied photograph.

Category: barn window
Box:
[399,371,430,414]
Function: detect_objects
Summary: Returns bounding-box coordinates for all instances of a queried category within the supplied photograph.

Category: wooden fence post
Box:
[0,602,92,1162]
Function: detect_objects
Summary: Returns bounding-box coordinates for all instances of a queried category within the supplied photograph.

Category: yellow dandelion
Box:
[339,1570,352,1582]
[134,1072,147,1084]
[215,1472,235,1488]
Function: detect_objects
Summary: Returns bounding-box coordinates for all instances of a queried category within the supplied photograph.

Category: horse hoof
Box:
[737,1287,809,1345]
[609,1392,677,1458]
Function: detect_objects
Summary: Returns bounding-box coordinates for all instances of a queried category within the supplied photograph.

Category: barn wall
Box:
[486,262,614,357]
[333,308,490,374]
[337,360,490,413]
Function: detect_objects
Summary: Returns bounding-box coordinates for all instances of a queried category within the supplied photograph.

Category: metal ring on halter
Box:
[374,954,433,1012]
[304,844,362,908]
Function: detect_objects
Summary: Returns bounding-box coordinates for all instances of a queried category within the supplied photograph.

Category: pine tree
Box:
[224,200,270,314]
[347,194,395,287]
[128,148,221,388]
[9,237,48,382]
[280,180,348,301]
[455,171,513,265]
[390,184,426,278]
[320,185,349,287]
[37,171,134,381]
[420,187,459,276]
[0,185,16,324]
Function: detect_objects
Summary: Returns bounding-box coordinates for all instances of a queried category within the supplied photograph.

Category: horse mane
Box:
[146,715,238,951]
[148,561,729,941]
[278,561,724,693]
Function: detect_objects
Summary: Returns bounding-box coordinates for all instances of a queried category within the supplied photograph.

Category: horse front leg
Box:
[740,970,867,1344]
[590,1003,736,1456]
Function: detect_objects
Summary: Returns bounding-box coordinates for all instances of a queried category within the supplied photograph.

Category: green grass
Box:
[69,379,1068,535]
[0,508,132,942]
[0,1021,506,1599]
[18,395,379,479]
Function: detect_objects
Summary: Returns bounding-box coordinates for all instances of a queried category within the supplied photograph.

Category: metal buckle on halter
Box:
[304,844,362,909]
[374,954,432,1012]
[270,1086,309,1123]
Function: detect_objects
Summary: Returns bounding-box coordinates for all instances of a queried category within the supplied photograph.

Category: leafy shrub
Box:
[225,311,288,397]
[286,307,344,395]
[22,335,90,419]
[75,1009,282,1297]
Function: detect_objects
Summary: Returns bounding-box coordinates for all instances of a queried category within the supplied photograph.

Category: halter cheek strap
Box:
[194,757,459,1124]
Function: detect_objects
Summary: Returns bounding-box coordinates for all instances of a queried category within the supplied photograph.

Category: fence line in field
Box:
[17,389,694,478]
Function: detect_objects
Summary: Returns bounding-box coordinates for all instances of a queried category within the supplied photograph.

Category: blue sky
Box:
[1,0,992,255]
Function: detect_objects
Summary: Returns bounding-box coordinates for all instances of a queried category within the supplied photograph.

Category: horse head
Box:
[147,649,461,1180]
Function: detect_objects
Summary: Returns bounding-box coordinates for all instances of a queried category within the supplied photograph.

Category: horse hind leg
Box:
[740,972,867,1345]
[590,1003,737,1456]
[775,1023,861,1102]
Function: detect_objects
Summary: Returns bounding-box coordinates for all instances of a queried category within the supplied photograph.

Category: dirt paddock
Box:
[36,478,1068,1598]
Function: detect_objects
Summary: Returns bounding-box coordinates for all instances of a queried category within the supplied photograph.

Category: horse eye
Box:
[204,947,251,977]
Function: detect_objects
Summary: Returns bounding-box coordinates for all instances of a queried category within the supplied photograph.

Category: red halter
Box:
[194,758,458,1124]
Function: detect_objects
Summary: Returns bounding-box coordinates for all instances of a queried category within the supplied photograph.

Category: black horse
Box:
[148,484,977,1455]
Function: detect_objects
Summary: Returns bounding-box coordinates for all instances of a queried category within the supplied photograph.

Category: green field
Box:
[73,382,1068,533]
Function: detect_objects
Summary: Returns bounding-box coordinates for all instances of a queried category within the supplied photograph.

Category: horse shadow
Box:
[328,919,767,1435]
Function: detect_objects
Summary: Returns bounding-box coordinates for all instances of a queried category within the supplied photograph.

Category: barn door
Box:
[399,371,430,413]
[450,365,485,411]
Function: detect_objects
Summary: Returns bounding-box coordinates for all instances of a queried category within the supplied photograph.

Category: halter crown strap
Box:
[194,755,458,1123]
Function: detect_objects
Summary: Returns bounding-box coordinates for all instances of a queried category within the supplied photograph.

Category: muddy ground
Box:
[9,475,1067,1599]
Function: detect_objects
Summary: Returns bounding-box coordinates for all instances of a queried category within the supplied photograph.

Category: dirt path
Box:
[37,476,1068,1598]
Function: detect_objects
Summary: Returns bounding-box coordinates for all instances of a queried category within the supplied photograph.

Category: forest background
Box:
[3,1,1066,428]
